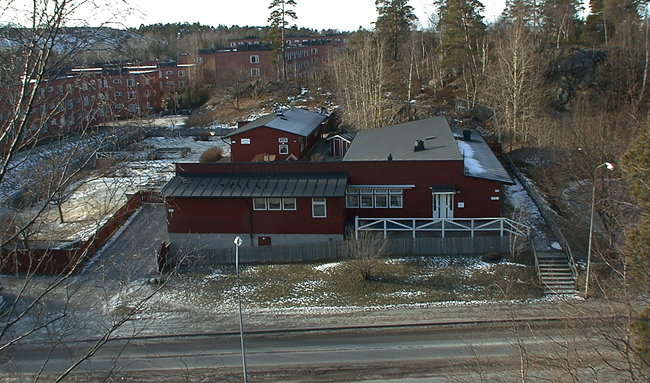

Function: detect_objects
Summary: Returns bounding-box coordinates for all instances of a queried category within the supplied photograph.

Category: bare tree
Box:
[345,229,389,281]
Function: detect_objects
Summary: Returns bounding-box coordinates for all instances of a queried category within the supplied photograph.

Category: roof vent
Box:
[276,109,284,116]
[463,129,472,141]
[414,140,425,152]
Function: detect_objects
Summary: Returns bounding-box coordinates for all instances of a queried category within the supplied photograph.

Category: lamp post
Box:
[234,236,248,383]
[584,162,614,299]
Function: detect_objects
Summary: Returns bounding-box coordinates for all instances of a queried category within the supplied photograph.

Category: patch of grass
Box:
[167,256,543,310]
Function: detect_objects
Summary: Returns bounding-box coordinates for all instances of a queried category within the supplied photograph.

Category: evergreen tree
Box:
[436,0,486,64]
[268,0,298,80]
[435,0,487,99]
[374,0,417,61]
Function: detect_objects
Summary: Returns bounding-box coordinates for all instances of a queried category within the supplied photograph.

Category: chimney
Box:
[463,129,472,141]
[414,140,425,152]
[276,109,284,116]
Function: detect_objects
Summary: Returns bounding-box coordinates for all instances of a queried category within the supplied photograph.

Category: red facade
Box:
[165,160,504,238]
[229,126,321,162]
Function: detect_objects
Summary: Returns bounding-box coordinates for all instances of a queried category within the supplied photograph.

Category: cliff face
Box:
[547,49,606,109]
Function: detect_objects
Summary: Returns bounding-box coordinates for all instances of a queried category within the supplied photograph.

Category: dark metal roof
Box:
[451,126,513,184]
[343,117,463,162]
[161,172,348,198]
[225,108,327,138]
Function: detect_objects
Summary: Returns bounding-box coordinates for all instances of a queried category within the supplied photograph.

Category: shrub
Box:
[252,153,272,162]
[346,230,389,281]
[199,147,224,163]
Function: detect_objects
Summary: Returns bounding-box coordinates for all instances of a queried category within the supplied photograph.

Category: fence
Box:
[1,190,158,275]
[172,236,514,267]
[355,217,530,239]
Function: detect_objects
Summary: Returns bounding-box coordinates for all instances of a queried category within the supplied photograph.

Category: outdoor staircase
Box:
[536,251,578,294]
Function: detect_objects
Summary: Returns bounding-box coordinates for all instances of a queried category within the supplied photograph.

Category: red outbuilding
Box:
[226,108,328,162]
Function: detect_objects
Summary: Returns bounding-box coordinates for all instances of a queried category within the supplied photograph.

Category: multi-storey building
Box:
[0,34,345,149]
[198,34,348,84]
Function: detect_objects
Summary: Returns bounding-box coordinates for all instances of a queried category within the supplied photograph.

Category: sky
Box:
[120,0,508,31]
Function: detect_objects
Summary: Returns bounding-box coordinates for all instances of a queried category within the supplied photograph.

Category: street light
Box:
[234,236,248,383]
[584,162,614,299]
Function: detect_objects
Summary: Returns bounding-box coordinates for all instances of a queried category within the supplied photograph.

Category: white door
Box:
[432,192,454,219]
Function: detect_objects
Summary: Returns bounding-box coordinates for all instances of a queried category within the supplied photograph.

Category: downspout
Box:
[244,199,254,244]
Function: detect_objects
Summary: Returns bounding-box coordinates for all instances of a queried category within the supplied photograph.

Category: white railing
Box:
[355,217,530,239]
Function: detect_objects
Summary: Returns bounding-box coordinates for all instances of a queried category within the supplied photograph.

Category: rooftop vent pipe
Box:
[414,140,425,152]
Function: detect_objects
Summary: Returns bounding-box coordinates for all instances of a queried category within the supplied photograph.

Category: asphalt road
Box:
[80,202,167,284]
[3,320,617,382]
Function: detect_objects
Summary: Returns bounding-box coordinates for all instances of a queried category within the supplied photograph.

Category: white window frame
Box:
[113,79,122,84]
[312,198,327,218]
[127,79,136,87]
[127,91,137,100]
[178,70,186,77]
[114,92,123,97]
[251,68,260,77]
[253,198,267,210]
[267,197,282,210]
[346,186,409,209]
[250,55,260,64]
[282,198,296,210]
[279,144,289,155]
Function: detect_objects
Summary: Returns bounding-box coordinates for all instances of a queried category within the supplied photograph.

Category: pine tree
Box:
[268,0,298,80]
[374,0,417,61]
[435,0,487,99]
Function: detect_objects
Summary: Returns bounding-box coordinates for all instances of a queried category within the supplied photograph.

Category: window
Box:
[254,197,296,211]
[114,92,123,97]
[179,81,185,87]
[268,198,282,210]
[279,144,289,155]
[167,81,174,86]
[83,96,89,106]
[311,48,318,54]
[115,103,123,109]
[113,79,122,84]
[250,55,260,64]
[166,70,174,75]
[282,198,296,210]
[47,86,54,93]
[67,100,73,110]
[312,198,327,218]
[145,90,151,97]
[127,91,137,99]
[241,138,251,144]
[58,85,64,94]
[82,82,88,91]
[197,57,204,64]
[127,79,135,87]
[102,79,108,88]
[178,70,185,77]
[346,187,404,209]
[251,68,260,77]
[128,104,138,113]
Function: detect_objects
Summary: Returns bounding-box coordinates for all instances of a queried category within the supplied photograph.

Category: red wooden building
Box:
[161,117,514,253]
[226,108,328,162]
